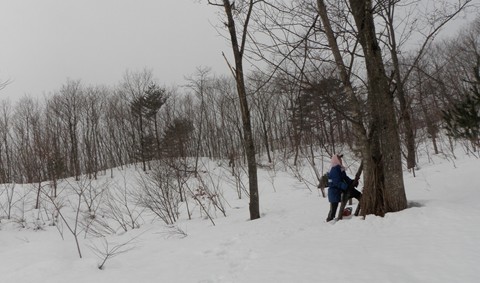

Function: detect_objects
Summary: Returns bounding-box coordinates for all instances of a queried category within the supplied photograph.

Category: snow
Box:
[1,148,479,283]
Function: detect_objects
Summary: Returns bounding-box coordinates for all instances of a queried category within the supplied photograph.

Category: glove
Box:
[352,179,359,188]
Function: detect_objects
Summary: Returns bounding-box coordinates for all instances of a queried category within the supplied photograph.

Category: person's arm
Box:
[342,171,352,184]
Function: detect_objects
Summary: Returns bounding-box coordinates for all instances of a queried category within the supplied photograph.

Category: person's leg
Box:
[326,202,339,222]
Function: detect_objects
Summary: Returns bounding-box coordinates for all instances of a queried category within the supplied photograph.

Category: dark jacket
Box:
[327,165,352,203]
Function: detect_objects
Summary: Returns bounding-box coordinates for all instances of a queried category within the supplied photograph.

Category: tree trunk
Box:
[349,0,407,215]
[221,0,260,220]
[384,4,416,171]
[261,118,272,163]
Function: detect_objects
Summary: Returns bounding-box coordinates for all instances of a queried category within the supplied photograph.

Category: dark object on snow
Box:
[342,207,353,217]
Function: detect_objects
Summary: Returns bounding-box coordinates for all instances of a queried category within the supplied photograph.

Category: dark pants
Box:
[326,202,339,222]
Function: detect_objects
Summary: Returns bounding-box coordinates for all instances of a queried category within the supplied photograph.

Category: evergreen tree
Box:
[144,83,167,120]
[144,83,167,155]
[443,86,480,147]
[130,84,167,170]
[161,118,194,158]
[293,78,349,144]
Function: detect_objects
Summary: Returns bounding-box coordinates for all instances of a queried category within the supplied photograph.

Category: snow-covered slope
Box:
[1,150,479,283]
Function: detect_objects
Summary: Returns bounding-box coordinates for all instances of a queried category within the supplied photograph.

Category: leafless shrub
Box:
[135,161,180,225]
[77,177,111,238]
[184,181,216,226]
[38,186,66,238]
[156,224,188,239]
[88,236,138,270]
[221,160,249,200]
[101,174,145,233]
[82,216,117,238]
[195,169,227,218]
[0,183,20,220]
[233,162,249,200]
[161,157,195,220]
[80,177,108,218]
[42,179,86,258]
[11,187,34,229]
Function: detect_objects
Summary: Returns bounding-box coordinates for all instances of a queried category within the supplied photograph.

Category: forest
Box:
[0,0,478,222]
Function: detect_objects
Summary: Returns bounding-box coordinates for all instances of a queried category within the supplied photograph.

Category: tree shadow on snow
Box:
[408,200,425,208]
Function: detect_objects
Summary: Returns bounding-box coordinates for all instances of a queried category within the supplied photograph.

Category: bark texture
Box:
[348,0,407,215]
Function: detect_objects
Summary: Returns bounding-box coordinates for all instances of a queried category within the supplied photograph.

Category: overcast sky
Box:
[0,0,230,101]
[1,0,477,102]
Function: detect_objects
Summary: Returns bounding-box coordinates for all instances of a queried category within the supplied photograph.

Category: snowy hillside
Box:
[0,149,479,283]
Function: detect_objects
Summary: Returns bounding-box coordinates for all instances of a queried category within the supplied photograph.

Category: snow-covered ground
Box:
[1,148,479,283]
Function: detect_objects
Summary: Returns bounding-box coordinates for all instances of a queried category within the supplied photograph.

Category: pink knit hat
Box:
[330,153,345,171]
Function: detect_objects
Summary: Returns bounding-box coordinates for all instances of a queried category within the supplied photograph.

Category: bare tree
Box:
[186,67,212,176]
[377,0,472,172]
[0,100,13,183]
[208,0,260,220]
[119,69,157,171]
[103,94,132,172]
[316,0,407,215]
[81,86,108,179]
[50,80,85,181]
[345,0,407,215]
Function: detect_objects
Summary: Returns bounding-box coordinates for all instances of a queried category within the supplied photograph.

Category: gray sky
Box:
[1,0,476,102]
[0,0,229,101]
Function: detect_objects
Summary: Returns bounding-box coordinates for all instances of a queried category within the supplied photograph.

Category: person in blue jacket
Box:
[326,153,355,222]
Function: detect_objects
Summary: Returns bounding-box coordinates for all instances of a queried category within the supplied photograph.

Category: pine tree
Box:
[443,86,480,147]
[144,83,167,155]
[130,84,167,170]
[161,118,194,158]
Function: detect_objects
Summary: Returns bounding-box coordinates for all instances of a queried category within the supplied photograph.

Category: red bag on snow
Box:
[342,207,352,217]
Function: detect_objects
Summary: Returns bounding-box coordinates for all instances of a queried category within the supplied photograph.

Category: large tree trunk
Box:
[349,0,407,215]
